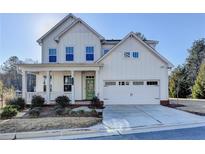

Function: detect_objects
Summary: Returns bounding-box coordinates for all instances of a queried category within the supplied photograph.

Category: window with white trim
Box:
[104,81,116,87]
[64,76,72,92]
[119,81,129,86]
[133,81,144,85]
[147,81,158,86]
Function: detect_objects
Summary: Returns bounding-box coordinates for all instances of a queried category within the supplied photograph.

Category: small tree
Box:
[0,81,3,108]
[192,63,205,99]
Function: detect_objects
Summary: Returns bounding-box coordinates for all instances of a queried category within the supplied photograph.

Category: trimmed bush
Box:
[55,96,70,108]
[1,105,18,119]
[90,96,104,108]
[29,107,41,118]
[90,109,98,117]
[7,98,26,110]
[55,107,65,116]
[31,95,45,108]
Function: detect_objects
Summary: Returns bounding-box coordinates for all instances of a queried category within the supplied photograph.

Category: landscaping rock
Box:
[72,106,92,112]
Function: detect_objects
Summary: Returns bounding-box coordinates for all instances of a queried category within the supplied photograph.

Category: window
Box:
[124,52,130,58]
[64,76,72,92]
[103,49,109,54]
[133,81,144,85]
[147,81,158,86]
[124,51,139,59]
[86,46,94,61]
[49,49,57,62]
[119,81,129,86]
[43,76,46,92]
[104,81,116,87]
[66,47,74,61]
[133,52,139,58]
[43,76,52,92]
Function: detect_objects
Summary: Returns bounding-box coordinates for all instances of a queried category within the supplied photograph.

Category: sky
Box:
[0,13,205,67]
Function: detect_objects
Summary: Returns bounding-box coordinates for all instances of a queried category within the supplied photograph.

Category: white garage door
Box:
[103,80,160,104]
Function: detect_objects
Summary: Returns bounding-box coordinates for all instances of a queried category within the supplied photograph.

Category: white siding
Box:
[42,21,101,63]
[41,17,75,63]
[36,71,82,100]
[98,36,169,101]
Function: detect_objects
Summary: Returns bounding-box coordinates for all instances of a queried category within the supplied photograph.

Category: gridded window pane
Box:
[86,46,94,61]
[66,47,74,61]
[66,47,74,54]
[64,76,72,84]
[104,82,116,87]
[64,76,72,92]
[147,81,158,85]
[133,81,144,85]
[49,49,57,62]
[124,52,130,57]
[133,52,139,58]
[64,85,72,92]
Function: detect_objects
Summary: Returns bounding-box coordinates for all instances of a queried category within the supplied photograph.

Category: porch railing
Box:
[26,92,72,103]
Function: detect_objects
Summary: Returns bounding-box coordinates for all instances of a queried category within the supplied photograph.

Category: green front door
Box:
[86,77,95,100]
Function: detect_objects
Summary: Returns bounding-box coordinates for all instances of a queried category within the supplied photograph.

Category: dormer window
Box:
[66,47,74,61]
[86,46,94,61]
[132,52,139,58]
[49,49,57,62]
[103,49,109,54]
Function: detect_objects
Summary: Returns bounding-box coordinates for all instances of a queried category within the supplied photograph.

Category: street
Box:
[82,126,205,140]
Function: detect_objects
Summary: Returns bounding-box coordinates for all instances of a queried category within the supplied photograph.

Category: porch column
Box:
[71,70,75,104]
[95,70,99,97]
[22,70,27,100]
[46,71,50,102]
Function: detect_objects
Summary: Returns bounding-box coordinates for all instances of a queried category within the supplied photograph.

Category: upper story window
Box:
[132,52,139,58]
[103,49,109,55]
[49,48,57,62]
[124,51,139,59]
[86,46,94,61]
[66,47,74,61]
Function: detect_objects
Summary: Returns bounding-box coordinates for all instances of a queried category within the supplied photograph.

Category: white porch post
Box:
[71,70,75,104]
[22,70,27,100]
[95,70,99,97]
[46,71,50,102]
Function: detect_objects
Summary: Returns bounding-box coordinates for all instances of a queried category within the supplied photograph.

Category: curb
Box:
[2,122,205,140]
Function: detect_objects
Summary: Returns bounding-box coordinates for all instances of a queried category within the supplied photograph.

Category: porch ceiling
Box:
[18,63,103,72]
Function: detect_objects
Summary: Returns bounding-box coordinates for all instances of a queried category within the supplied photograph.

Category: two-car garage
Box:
[103,80,160,105]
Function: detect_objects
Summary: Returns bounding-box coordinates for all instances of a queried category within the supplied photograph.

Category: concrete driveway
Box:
[103,105,205,130]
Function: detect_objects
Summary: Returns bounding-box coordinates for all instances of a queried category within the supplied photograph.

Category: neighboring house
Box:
[18,13,174,105]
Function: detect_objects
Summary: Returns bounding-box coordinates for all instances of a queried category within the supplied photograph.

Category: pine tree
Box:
[192,62,205,99]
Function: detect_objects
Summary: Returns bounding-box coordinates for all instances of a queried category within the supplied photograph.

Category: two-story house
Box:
[18,13,173,105]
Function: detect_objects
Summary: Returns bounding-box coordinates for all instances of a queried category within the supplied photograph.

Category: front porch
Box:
[19,63,103,104]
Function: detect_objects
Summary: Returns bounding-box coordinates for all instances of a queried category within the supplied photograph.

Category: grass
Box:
[0,117,102,133]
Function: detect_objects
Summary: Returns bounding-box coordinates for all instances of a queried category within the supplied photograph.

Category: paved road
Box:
[82,126,205,140]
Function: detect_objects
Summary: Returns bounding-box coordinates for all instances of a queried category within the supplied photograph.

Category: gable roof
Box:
[96,32,174,68]
[37,13,77,44]
[54,18,104,42]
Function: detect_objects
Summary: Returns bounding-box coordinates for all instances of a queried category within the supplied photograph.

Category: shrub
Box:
[63,108,71,115]
[31,95,45,108]
[55,107,65,116]
[29,107,41,118]
[69,111,79,117]
[1,105,18,119]
[7,98,26,110]
[55,96,70,108]
[90,109,98,117]
[90,96,104,108]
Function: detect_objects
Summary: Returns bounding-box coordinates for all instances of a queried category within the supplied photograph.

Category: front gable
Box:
[99,35,170,80]
[97,32,173,68]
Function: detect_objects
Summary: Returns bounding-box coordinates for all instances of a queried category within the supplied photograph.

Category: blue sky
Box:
[0,13,205,66]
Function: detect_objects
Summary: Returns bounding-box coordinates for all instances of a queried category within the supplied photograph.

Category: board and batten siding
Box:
[42,21,102,63]
[98,37,169,100]
[41,17,76,63]
[36,71,82,100]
